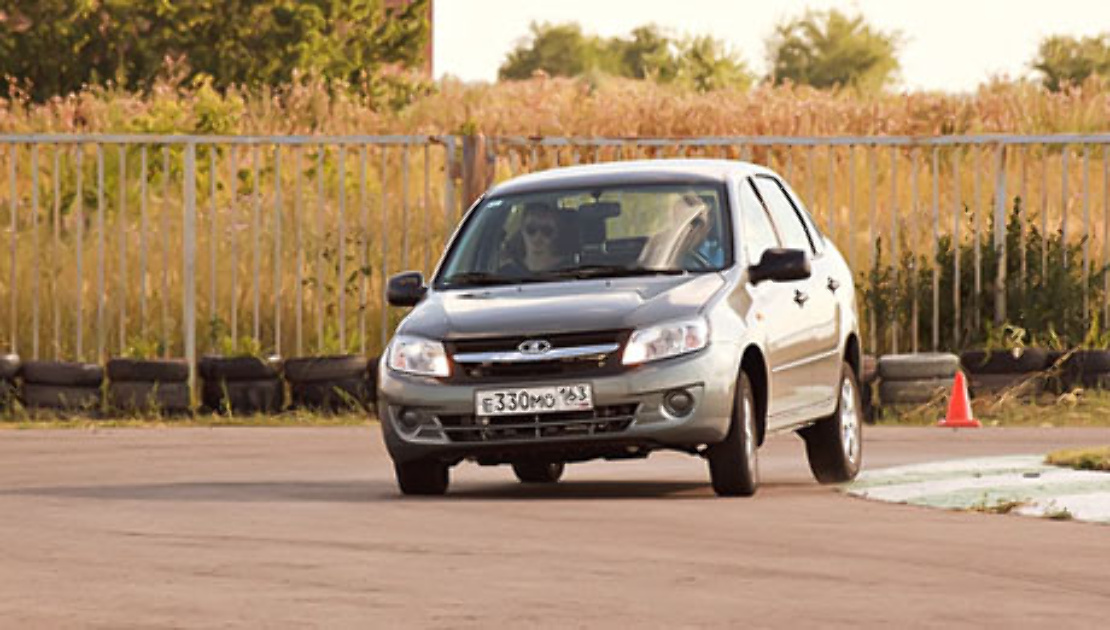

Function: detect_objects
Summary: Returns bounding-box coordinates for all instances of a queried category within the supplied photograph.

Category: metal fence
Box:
[2,133,1110,385]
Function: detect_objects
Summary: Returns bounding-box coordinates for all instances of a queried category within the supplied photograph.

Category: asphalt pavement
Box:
[1,425,1108,628]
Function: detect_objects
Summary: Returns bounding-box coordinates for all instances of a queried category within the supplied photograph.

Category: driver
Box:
[504,202,574,272]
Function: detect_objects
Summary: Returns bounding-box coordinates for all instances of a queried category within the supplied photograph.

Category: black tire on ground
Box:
[284,355,370,384]
[106,358,189,383]
[21,361,104,387]
[800,362,863,484]
[705,372,759,497]
[0,354,20,380]
[22,383,101,410]
[198,356,282,382]
[289,378,371,412]
[1060,350,1110,389]
[968,373,1045,398]
[394,460,450,496]
[879,378,952,405]
[108,381,191,414]
[878,353,960,381]
[960,348,1050,375]
[511,461,565,484]
[201,378,284,414]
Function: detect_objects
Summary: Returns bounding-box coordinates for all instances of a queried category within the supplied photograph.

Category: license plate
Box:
[475,384,594,416]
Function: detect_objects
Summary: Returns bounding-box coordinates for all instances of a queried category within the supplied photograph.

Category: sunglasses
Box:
[524,224,556,237]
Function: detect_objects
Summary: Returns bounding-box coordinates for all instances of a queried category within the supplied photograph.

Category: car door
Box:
[737,178,811,424]
[750,175,838,415]
[778,177,843,405]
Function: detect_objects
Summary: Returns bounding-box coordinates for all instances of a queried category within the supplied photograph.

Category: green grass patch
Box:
[1045,446,1110,471]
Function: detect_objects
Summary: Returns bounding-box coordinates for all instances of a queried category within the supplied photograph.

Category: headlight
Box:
[387,335,450,377]
[622,317,709,366]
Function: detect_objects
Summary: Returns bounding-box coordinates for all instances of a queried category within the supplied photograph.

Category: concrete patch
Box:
[845,455,1110,524]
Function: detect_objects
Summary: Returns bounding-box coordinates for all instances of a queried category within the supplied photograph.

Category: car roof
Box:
[486,159,773,197]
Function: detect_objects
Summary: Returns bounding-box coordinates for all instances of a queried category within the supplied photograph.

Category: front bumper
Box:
[377,344,740,464]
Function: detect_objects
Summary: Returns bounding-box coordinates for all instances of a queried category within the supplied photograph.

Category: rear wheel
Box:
[511,461,565,484]
[801,362,863,484]
[706,372,759,497]
[394,460,450,496]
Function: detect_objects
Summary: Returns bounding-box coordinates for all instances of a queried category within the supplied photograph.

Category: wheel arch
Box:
[739,344,770,446]
[844,332,862,381]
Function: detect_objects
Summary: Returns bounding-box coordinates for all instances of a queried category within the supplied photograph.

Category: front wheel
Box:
[394,460,450,496]
[800,362,863,484]
[706,372,759,497]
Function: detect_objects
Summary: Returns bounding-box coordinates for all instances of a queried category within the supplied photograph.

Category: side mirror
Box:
[387,271,427,307]
[748,248,811,285]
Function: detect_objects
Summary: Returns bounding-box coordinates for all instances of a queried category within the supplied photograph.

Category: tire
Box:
[512,461,565,484]
[108,381,191,414]
[968,373,1045,398]
[861,354,878,385]
[22,383,101,410]
[1060,350,1110,389]
[800,362,863,484]
[107,358,188,383]
[705,372,759,497]
[0,353,20,380]
[878,353,959,381]
[879,378,951,405]
[290,377,371,412]
[201,378,284,414]
[960,348,1050,375]
[21,361,104,387]
[284,355,369,384]
[198,356,282,381]
[395,460,449,496]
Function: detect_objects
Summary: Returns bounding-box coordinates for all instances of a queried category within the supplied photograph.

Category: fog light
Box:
[662,389,695,417]
[397,408,422,432]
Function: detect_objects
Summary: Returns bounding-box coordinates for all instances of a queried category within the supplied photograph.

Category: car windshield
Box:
[436,182,732,288]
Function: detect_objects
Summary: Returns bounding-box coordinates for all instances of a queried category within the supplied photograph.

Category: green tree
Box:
[499,22,750,92]
[674,36,752,92]
[767,10,900,91]
[1032,34,1110,91]
[498,22,602,80]
[0,0,430,101]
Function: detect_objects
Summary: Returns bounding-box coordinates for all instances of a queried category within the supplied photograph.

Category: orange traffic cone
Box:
[939,371,981,428]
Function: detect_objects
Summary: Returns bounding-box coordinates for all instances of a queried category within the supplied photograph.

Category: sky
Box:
[434,0,1110,92]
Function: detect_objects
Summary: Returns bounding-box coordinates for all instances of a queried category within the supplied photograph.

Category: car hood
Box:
[398,273,726,340]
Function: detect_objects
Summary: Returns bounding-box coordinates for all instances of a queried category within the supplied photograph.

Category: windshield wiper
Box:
[545,265,688,280]
[440,271,522,287]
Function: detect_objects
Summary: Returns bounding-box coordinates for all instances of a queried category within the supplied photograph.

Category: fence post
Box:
[994,144,1007,326]
[461,134,491,207]
[183,143,198,407]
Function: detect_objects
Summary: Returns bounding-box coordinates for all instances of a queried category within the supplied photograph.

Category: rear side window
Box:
[738,179,780,265]
[751,177,815,254]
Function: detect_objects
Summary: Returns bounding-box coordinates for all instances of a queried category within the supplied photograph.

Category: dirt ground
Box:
[1,425,1108,628]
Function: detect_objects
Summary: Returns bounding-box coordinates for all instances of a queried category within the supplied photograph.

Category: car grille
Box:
[437,404,638,443]
[444,330,629,383]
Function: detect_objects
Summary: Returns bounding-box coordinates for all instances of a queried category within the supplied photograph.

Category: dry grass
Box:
[872,387,1110,428]
[3,75,1110,359]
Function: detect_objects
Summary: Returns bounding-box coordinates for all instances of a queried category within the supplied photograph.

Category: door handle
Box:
[793,289,809,306]
[827,277,840,293]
